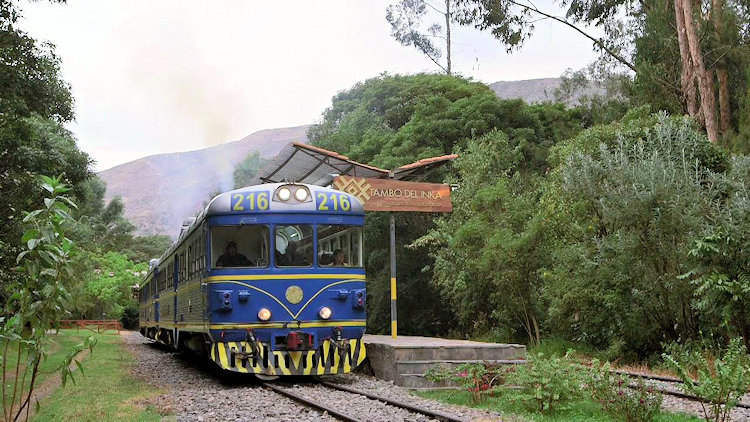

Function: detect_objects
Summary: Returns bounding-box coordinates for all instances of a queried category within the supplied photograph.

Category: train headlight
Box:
[319,306,332,320]
[294,187,309,201]
[277,187,292,201]
[257,308,271,321]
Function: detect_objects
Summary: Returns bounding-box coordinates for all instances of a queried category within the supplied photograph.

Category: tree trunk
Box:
[674,0,699,118]
[712,0,731,135]
[445,0,452,75]
[716,68,731,134]
[681,0,719,144]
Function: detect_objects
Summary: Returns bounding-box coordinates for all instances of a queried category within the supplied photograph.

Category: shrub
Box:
[425,362,508,403]
[663,338,750,422]
[586,360,662,422]
[508,352,586,412]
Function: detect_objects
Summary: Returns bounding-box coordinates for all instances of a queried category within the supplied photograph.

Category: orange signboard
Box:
[333,176,452,213]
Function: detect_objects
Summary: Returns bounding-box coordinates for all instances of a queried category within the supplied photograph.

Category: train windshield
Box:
[274,224,314,267]
[317,225,363,267]
[211,225,269,268]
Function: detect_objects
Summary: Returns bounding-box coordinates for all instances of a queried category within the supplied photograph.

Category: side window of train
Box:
[317,225,363,267]
[211,225,270,268]
[275,225,314,267]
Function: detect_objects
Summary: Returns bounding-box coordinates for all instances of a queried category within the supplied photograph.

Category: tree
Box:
[684,156,750,347]
[1,176,95,421]
[0,0,91,299]
[386,0,454,74]
[547,113,728,356]
[71,176,134,253]
[233,151,268,189]
[449,0,750,144]
[78,251,146,320]
[310,74,586,336]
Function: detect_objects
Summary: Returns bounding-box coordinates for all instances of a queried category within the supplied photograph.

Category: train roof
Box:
[145,183,365,274]
[205,183,364,216]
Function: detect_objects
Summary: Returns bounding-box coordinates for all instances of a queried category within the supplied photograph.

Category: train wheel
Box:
[254,374,280,381]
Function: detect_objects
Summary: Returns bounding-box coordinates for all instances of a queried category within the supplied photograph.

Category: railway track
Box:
[261,380,466,422]
[617,370,750,410]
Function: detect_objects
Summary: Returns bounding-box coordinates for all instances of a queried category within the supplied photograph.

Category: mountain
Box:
[98,125,309,237]
[489,77,602,105]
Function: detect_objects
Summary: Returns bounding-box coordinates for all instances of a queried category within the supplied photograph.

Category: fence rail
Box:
[59,319,122,333]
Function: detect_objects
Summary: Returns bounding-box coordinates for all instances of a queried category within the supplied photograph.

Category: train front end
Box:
[204,183,366,376]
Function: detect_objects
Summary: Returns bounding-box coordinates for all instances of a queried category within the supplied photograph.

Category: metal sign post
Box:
[389,212,397,339]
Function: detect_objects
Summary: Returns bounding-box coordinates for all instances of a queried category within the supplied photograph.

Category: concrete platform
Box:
[363,335,526,389]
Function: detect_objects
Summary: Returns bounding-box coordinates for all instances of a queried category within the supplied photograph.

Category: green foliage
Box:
[121,235,172,264]
[311,74,586,337]
[425,362,507,403]
[76,251,146,320]
[663,338,750,422]
[509,352,586,413]
[544,114,729,357]
[586,361,663,422]
[233,151,268,189]
[0,0,92,302]
[682,156,750,346]
[309,73,583,170]
[71,176,134,252]
[0,176,94,421]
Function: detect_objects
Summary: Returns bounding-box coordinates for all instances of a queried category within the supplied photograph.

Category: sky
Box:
[20,0,601,171]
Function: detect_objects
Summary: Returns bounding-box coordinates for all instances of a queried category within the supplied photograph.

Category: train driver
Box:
[278,240,309,266]
[215,241,253,267]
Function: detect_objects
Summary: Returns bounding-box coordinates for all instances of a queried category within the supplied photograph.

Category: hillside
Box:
[98,125,309,237]
[489,77,602,105]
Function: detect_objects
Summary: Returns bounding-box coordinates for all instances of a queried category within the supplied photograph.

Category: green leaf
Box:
[27,238,41,250]
[74,359,84,376]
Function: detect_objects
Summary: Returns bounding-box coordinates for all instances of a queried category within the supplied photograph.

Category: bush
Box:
[120,305,139,330]
[425,362,509,403]
[663,338,750,422]
[508,352,586,412]
[586,360,662,422]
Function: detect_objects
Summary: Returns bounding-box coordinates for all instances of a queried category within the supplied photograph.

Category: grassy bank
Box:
[416,389,701,422]
[32,330,166,422]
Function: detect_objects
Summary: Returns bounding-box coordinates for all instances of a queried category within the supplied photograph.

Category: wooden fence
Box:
[59,319,122,333]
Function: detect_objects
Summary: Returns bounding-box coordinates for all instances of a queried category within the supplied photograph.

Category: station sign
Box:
[333,176,452,213]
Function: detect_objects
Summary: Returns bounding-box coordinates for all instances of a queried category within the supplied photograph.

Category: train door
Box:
[152,271,159,323]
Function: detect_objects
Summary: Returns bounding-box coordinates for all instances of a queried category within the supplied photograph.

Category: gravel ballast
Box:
[121,332,505,421]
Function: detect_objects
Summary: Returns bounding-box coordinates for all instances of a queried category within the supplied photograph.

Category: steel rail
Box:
[261,382,362,422]
[320,380,467,422]
[617,372,750,409]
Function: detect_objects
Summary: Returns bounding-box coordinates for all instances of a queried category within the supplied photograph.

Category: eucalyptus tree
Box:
[386,0,455,74]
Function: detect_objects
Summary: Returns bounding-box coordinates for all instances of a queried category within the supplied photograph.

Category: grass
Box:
[415,389,702,422]
[2,329,94,408]
[31,330,167,422]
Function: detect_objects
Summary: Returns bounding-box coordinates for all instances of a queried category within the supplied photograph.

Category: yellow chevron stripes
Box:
[211,339,366,376]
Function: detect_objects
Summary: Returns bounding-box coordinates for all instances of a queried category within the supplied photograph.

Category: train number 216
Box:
[316,192,351,212]
[232,191,269,211]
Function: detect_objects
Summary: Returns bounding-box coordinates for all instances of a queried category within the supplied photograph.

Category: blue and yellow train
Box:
[138,183,367,377]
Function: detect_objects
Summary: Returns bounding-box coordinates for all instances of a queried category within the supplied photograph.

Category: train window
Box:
[275,225,313,267]
[317,225,363,267]
[211,225,269,268]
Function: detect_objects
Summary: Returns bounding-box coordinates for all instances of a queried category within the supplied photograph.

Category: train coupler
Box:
[331,326,352,358]
[230,329,260,361]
